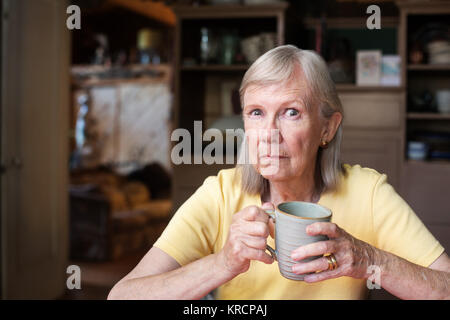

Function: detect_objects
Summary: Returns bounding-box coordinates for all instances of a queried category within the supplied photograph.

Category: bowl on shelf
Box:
[436,90,450,114]
[408,141,429,160]
[427,40,450,64]
[241,32,276,63]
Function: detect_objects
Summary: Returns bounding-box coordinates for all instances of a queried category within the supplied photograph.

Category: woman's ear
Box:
[322,112,343,142]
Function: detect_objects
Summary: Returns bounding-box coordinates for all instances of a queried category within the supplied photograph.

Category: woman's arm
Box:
[369,250,450,299]
[107,247,234,300]
[290,222,450,299]
[108,205,274,300]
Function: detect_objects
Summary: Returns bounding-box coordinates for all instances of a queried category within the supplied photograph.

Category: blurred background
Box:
[1,0,449,299]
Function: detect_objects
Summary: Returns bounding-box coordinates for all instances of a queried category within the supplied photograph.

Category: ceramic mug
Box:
[265,201,332,281]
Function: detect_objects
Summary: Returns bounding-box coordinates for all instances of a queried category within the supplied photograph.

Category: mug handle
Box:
[265,210,277,261]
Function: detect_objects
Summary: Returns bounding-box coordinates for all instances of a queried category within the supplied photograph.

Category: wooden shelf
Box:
[408,64,450,71]
[72,77,169,88]
[407,112,450,120]
[304,16,399,29]
[181,64,249,71]
[71,64,170,74]
[172,2,289,19]
[71,64,171,88]
[335,84,404,92]
[406,159,450,168]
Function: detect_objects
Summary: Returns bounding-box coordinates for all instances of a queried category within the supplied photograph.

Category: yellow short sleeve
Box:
[153,175,223,266]
[372,174,444,267]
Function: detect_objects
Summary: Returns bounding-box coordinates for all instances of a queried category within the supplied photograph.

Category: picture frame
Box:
[356,50,382,86]
[380,55,401,86]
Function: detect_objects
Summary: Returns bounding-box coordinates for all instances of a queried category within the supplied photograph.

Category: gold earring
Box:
[320,140,329,148]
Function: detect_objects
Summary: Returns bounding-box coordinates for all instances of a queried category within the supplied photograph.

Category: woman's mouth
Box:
[259,155,289,161]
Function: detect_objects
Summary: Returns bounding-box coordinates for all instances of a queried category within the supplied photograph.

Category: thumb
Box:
[261,202,275,239]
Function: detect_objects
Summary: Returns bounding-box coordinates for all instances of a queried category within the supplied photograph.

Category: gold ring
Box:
[324,253,338,270]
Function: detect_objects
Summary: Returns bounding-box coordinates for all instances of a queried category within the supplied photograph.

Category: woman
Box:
[108,45,450,299]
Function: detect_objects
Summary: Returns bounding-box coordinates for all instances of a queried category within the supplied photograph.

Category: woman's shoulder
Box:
[195,168,244,210]
[339,163,388,191]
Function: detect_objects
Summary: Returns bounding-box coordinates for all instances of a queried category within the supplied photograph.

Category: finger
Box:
[291,240,337,261]
[241,206,270,223]
[239,221,270,238]
[261,202,275,211]
[292,256,330,275]
[261,202,275,238]
[303,267,342,283]
[306,222,341,238]
[242,246,274,265]
[241,235,268,250]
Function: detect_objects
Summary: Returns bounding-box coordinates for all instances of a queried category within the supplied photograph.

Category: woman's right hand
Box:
[215,203,275,278]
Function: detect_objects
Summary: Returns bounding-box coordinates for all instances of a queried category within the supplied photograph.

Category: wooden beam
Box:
[108,0,175,26]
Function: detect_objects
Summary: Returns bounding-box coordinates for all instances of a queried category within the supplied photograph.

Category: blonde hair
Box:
[237,45,345,196]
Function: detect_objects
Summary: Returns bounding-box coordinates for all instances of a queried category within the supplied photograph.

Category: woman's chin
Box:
[258,166,290,181]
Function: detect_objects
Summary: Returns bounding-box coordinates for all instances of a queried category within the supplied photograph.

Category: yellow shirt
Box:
[153,164,444,299]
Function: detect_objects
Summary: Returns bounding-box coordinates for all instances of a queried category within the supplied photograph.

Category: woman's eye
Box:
[249,109,263,116]
[285,108,299,117]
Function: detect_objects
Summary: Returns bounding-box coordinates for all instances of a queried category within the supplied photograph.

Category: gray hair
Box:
[236,45,345,196]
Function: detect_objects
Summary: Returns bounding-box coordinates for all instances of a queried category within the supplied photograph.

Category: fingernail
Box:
[291,252,301,260]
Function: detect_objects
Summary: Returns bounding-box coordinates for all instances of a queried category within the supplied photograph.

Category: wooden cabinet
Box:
[339,91,403,129]
[341,131,402,189]
[401,161,450,251]
[338,89,404,190]
[396,0,450,251]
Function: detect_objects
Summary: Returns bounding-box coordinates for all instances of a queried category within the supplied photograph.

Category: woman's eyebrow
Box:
[280,99,304,107]
[243,104,263,110]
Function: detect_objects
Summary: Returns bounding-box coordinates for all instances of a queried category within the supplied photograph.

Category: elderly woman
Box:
[108,45,450,300]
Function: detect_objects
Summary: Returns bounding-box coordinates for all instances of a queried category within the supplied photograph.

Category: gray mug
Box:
[265,201,332,281]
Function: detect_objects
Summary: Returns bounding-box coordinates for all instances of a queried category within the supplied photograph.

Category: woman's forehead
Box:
[244,81,309,105]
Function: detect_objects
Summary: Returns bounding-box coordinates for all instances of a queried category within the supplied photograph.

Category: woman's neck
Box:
[263,171,320,206]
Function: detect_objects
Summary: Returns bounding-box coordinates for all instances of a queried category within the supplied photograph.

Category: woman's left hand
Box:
[290,222,378,283]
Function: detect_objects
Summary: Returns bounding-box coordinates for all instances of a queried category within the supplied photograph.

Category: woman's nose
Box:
[261,115,278,133]
[260,118,281,143]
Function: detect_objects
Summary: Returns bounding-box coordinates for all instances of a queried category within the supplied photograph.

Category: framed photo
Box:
[356,50,382,86]
[380,55,401,86]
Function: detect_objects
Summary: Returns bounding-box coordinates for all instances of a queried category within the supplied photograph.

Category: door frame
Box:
[1,0,70,299]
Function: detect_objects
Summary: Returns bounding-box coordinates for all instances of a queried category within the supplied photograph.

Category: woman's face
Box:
[242,70,328,182]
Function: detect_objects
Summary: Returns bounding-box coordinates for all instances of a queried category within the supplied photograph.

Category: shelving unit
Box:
[301,12,404,190]
[396,0,450,252]
[171,2,288,133]
[399,0,450,163]
[170,2,288,210]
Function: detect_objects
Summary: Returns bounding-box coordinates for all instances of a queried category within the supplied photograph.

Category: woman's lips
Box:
[259,155,289,159]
